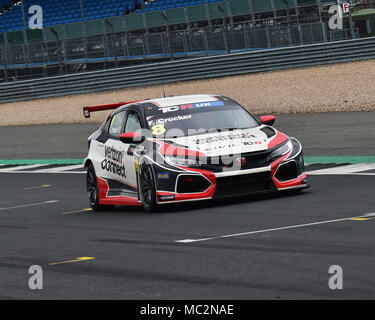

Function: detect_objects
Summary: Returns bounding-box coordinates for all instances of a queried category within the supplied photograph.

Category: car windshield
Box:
[144,99,259,138]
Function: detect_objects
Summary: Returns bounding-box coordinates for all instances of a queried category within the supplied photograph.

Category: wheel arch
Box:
[84,159,93,168]
[139,157,159,187]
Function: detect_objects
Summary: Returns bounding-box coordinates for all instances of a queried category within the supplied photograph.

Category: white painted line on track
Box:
[0,164,50,172]
[33,164,84,173]
[308,163,375,175]
[0,200,59,212]
[175,212,375,244]
[0,170,85,174]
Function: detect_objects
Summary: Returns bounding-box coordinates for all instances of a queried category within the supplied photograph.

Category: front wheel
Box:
[86,163,113,211]
[139,164,158,212]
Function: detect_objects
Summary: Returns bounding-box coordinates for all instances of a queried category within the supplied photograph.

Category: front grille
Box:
[197,150,275,173]
[274,155,305,182]
[215,172,275,197]
[177,175,211,194]
[275,161,298,181]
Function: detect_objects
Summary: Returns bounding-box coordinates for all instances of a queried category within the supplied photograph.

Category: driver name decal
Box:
[148,115,192,126]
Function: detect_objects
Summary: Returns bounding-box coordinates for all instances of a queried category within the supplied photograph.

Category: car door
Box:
[102,110,128,187]
[122,110,143,190]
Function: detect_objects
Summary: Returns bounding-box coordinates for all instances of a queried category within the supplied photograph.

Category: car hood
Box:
[162,126,279,157]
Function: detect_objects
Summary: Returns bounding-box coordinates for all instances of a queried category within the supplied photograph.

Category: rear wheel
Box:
[86,163,113,211]
[140,164,158,212]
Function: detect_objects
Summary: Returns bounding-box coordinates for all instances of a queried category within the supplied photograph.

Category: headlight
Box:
[288,137,303,159]
[270,140,292,159]
[165,155,200,167]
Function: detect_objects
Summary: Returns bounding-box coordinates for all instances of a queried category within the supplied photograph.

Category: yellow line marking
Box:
[348,217,375,221]
[49,257,95,266]
[61,208,92,215]
[23,184,52,191]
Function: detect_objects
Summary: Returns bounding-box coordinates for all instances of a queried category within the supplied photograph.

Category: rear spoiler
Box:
[83,101,140,118]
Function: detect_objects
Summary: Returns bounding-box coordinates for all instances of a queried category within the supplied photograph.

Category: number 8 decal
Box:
[152,124,167,136]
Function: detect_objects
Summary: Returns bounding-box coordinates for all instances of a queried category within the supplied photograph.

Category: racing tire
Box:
[86,163,113,212]
[140,164,158,212]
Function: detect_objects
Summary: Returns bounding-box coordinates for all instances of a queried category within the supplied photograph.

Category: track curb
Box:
[1,156,375,166]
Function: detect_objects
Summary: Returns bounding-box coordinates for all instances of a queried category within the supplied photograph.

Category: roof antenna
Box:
[159,60,167,98]
[162,81,166,98]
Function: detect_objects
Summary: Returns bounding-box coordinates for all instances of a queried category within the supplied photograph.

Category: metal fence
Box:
[0,21,358,83]
[0,35,374,103]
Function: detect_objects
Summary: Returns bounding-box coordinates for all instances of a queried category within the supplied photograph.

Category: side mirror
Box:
[119,132,145,144]
[260,115,276,126]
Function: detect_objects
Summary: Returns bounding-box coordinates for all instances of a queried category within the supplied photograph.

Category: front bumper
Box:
[155,153,307,204]
[213,171,276,198]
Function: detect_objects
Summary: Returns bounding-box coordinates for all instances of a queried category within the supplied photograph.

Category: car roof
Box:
[148,94,221,107]
[116,94,221,113]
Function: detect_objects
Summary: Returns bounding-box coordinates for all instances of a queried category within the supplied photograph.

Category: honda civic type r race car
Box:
[83,94,308,211]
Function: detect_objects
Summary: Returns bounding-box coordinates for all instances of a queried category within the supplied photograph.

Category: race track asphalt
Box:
[1,111,375,159]
[0,111,374,300]
[0,173,374,299]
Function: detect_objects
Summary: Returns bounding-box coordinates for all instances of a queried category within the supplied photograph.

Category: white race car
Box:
[84,94,307,211]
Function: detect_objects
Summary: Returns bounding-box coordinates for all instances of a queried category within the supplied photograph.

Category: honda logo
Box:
[236,157,246,167]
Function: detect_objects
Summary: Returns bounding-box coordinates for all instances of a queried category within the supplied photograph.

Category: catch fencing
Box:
[0,21,358,82]
[0,35,373,103]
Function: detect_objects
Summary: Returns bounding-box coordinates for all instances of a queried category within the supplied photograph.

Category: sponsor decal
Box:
[193,133,263,152]
[101,159,126,178]
[134,159,139,173]
[135,145,146,155]
[243,141,263,146]
[160,101,224,114]
[193,133,257,145]
[196,141,263,152]
[157,172,170,180]
[105,145,124,163]
[102,145,126,178]
[127,145,136,155]
[197,143,240,152]
[159,195,175,202]
[235,157,247,167]
[148,115,192,126]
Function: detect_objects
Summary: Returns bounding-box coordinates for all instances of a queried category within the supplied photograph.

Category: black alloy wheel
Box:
[86,163,112,211]
[140,164,158,212]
